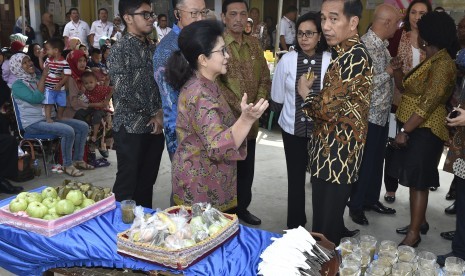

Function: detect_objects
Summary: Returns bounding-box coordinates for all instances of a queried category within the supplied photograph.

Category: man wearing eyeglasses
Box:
[347,4,401,226]
[219,0,271,225]
[153,0,208,163]
[108,0,164,208]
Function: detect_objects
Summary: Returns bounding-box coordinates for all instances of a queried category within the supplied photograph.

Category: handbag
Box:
[14,140,35,182]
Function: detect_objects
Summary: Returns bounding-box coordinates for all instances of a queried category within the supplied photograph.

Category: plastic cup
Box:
[398,245,416,263]
[121,200,136,224]
[360,235,377,259]
[339,261,361,276]
[365,264,387,276]
[378,240,397,255]
[392,262,414,276]
[445,256,465,274]
[417,251,437,270]
[340,237,359,257]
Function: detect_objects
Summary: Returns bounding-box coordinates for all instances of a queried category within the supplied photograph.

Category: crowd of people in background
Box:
[1,0,465,267]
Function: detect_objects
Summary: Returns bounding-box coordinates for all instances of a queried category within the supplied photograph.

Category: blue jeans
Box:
[25,119,89,167]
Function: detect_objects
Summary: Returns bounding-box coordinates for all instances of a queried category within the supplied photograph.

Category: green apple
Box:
[66,190,83,206]
[9,198,28,212]
[55,199,75,215]
[48,207,57,215]
[42,197,58,209]
[43,213,60,220]
[26,192,43,204]
[74,206,82,213]
[80,198,95,208]
[16,192,28,200]
[26,202,48,218]
[41,187,58,199]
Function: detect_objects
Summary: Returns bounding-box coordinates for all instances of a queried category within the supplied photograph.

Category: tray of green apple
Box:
[0,180,115,237]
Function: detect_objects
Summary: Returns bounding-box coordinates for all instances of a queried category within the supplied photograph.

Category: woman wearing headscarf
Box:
[13,16,35,45]
[63,50,111,159]
[10,53,92,176]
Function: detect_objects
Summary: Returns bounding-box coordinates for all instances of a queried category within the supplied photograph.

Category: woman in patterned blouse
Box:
[165,20,268,211]
[384,0,432,202]
[391,11,459,247]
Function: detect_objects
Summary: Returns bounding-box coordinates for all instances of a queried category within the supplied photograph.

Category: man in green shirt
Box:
[219,0,271,225]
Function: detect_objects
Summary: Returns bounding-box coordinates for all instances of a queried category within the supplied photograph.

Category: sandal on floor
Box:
[73,161,95,170]
[64,165,84,177]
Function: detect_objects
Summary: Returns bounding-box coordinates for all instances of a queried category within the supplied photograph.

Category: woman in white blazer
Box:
[271,11,330,229]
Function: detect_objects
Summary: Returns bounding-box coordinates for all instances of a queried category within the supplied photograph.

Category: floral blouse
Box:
[172,75,247,211]
[396,49,456,142]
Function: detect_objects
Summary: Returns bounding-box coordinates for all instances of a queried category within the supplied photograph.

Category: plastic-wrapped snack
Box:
[128,206,146,242]
[150,229,169,247]
[156,211,177,234]
[165,234,184,250]
[202,204,230,228]
[192,229,209,243]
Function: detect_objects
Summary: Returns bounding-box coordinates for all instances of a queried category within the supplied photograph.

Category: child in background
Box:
[79,44,88,57]
[42,37,70,122]
[74,71,112,143]
[87,48,109,86]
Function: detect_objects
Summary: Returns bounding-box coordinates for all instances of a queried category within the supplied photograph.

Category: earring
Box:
[422,40,428,47]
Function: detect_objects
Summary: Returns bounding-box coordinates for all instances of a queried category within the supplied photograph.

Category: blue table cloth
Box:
[0,189,280,276]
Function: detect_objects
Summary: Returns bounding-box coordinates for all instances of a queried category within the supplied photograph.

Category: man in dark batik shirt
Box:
[298,0,373,244]
[108,0,164,208]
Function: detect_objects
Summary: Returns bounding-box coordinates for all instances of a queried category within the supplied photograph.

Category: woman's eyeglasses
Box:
[129,11,156,20]
[211,47,227,57]
[297,31,319,38]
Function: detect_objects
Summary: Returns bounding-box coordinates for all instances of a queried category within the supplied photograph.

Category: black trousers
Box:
[113,127,164,208]
[453,176,465,259]
[312,177,351,245]
[282,130,309,228]
[236,139,256,214]
[349,122,388,211]
[0,134,18,179]
[74,108,106,125]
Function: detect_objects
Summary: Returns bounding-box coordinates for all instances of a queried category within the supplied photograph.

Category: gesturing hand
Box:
[240,93,269,123]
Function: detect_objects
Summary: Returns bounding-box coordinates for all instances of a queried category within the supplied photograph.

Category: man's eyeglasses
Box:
[211,47,227,57]
[297,31,319,38]
[177,9,210,18]
[129,11,156,20]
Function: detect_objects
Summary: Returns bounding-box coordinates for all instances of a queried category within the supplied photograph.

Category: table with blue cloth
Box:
[0,190,280,276]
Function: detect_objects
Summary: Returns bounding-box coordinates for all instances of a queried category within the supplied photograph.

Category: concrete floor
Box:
[0,126,457,274]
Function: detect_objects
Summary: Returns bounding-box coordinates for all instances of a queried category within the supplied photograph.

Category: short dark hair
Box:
[98,8,108,16]
[433,6,445,12]
[222,0,249,14]
[294,12,328,54]
[403,0,432,31]
[68,8,79,14]
[82,71,97,80]
[418,11,460,58]
[158,14,167,21]
[46,37,65,53]
[172,0,186,9]
[119,0,151,27]
[165,20,224,91]
[285,5,298,14]
[90,48,101,56]
[323,0,363,20]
